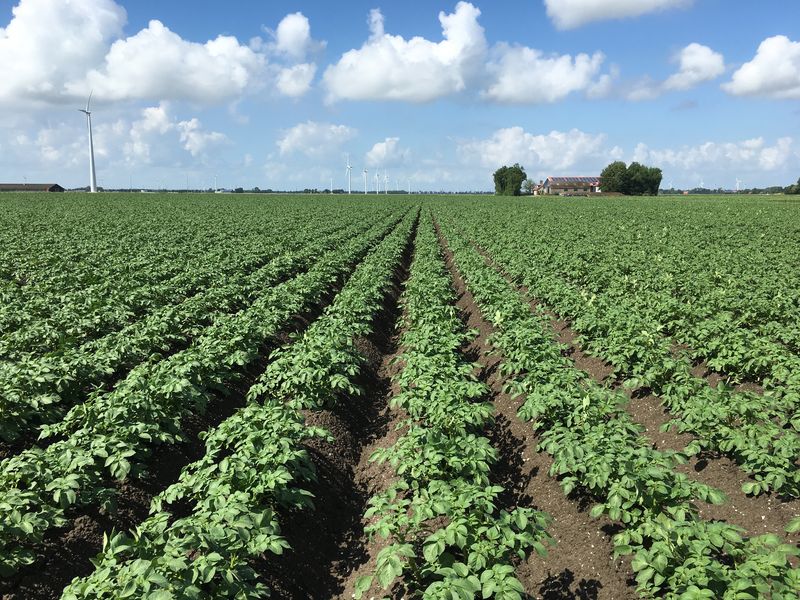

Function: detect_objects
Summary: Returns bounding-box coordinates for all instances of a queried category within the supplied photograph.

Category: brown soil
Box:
[626,393,800,540]
[465,233,799,544]
[0,240,386,600]
[437,228,638,600]
[258,225,414,599]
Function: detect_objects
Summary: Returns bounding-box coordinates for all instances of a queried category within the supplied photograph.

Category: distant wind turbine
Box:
[384,171,389,194]
[78,92,97,193]
[363,168,368,194]
[374,170,379,194]
[735,178,742,192]
[345,154,352,194]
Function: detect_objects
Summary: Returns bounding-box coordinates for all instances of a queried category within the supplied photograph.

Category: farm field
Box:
[0,192,798,600]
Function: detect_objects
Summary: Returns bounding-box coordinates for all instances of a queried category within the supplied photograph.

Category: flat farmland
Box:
[0,193,797,599]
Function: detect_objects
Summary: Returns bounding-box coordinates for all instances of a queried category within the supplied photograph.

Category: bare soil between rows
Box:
[257,220,415,599]
[436,225,638,600]
[0,255,376,600]
[464,233,799,544]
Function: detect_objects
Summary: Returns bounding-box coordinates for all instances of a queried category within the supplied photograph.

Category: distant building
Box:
[540,176,601,195]
[0,183,65,192]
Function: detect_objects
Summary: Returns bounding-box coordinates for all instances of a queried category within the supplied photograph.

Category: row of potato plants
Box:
[0,216,372,443]
[454,216,800,497]
[60,209,417,599]
[438,218,800,599]
[0,199,363,358]
[355,215,551,600]
[0,212,403,579]
[0,214,292,359]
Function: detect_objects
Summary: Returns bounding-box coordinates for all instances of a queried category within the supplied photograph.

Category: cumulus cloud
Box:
[632,137,794,172]
[0,0,324,105]
[664,43,725,91]
[623,43,724,100]
[123,103,227,161]
[323,2,486,102]
[458,127,609,172]
[0,0,125,104]
[544,0,693,30]
[723,35,800,99]
[484,45,605,103]
[67,20,265,104]
[276,63,317,97]
[365,137,410,167]
[266,12,325,61]
[277,121,357,158]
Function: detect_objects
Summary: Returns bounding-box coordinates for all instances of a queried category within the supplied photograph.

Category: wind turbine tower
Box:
[78,92,97,193]
[384,171,389,194]
[736,178,742,192]
[374,170,379,194]
[363,168,368,194]
[345,154,352,194]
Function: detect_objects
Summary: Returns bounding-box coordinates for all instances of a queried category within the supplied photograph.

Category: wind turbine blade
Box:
[86,90,93,112]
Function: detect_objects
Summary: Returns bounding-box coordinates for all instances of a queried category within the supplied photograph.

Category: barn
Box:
[0,183,65,192]
[540,176,601,195]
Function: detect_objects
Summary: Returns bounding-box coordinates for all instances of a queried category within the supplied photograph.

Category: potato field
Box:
[0,193,798,600]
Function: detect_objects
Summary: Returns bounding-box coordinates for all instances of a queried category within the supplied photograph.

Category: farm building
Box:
[0,183,65,192]
[538,176,601,195]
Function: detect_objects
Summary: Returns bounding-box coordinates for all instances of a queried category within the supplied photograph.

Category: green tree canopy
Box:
[600,161,662,195]
[493,164,527,196]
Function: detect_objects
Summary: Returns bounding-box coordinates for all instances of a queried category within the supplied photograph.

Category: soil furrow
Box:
[0,254,378,600]
[436,225,638,600]
[257,227,414,599]
[464,234,799,541]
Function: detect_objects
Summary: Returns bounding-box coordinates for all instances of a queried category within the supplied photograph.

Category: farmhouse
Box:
[538,176,601,195]
[0,183,65,192]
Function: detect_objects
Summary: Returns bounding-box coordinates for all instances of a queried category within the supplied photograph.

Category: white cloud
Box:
[276,63,317,97]
[723,35,800,100]
[632,137,794,172]
[268,12,325,61]
[0,0,323,105]
[68,20,265,104]
[0,0,125,104]
[323,2,486,102]
[624,43,724,100]
[544,0,693,30]
[121,103,226,162]
[586,65,620,99]
[277,121,357,158]
[458,127,609,173]
[664,43,725,91]
[484,45,605,103]
[177,118,227,156]
[365,137,410,167]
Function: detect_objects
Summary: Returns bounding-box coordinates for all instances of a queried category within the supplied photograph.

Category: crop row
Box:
[355,214,551,599]
[61,208,417,599]
[0,216,372,443]
[0,210,361,362]
[0,211,403,578]
[438,218,799,599]
[454,218,800,497]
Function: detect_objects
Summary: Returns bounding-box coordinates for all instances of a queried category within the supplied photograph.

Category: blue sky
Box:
[1,0,798,191]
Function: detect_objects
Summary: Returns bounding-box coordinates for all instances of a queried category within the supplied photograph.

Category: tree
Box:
[785,177,800,195]
[600,161,628,193]
[493,164,527,196]
[522,179,535,194]
[600,160,662,195]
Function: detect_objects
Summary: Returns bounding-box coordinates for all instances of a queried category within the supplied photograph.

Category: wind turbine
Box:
[78,92,97,193]
[363,168,368,194]
[384,171,389,194]
[374,170,379,194]
[345,154,352,194]
[735,178,742,192]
